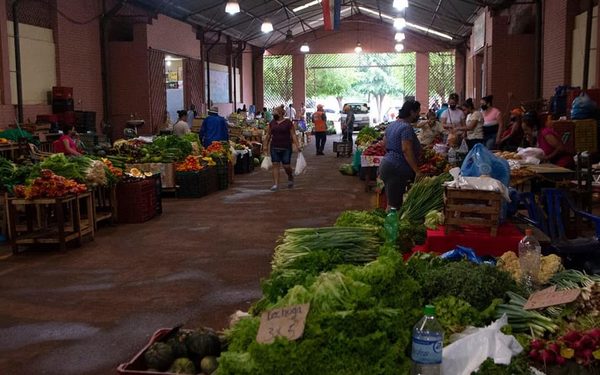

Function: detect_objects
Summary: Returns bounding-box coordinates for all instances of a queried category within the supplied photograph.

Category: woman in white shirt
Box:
[173,110,191,137]
[459,98,484,149]
[440,93,465,147]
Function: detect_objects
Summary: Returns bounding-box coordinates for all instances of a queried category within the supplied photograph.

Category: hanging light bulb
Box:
[395,32,405,41]
[394,17,406,30]
[225,1,240,15]
[354,42,363,53]
[300,43,310,53]
[261,19,274,33]
[393,0,409,11]
[394,43,404,52]
[166,60,172,67]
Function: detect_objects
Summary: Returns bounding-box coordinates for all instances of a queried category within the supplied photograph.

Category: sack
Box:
[294,152,307,175]
[460,144,510,187]
[261,156,272,170]
[571,92,597,119]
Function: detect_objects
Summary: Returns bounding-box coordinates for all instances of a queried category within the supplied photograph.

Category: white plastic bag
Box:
[261,156,272,170]
[444,167,511,202]
[294,152,307,175]
[442,315,523,375]
[458,138,469,154]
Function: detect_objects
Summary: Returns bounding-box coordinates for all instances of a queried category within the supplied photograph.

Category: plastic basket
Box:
[234,153,251,174]
[116,179,156,223]
[573,119,598,152]
[176,171,207,198]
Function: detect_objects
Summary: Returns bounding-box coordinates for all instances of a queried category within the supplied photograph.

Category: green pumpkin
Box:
[144,342,174,371]
[186,330,221,358]
[200,355,219,374]
[166,331,190,358]
[168,357,196,374]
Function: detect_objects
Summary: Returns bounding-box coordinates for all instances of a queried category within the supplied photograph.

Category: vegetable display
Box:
[112,136,193,163]
[13,169,87,199]
[399,173,451,223]
[419,147,450,175]
[356,127,381,146]
[498,251,563,284]
[361,140,385,156]
[176,156,203,172]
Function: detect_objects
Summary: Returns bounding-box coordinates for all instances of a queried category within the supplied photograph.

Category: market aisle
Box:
[0,139,371,375]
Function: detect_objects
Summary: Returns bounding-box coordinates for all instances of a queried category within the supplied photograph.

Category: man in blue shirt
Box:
[200,107,229,148]
[436,103,448,120]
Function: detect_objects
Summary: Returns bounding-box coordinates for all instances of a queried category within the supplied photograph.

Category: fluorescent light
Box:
[165,55,172,60]
[300,43,310,53]
[354,42,362,53]
[293,0,321,13]
[394,17,406,30]
[406,21,453,40]
[225,1,240,15]
[393,0,409,11]
[394,43,404,52]
[395,32,405,41]
[261,19,273,33]
[166,60,172,67]
[359,6,393,20]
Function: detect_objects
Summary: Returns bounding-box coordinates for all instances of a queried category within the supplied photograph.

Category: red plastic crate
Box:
[116,179,156,223]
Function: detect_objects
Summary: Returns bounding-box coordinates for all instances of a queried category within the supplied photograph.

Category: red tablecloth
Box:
[414,223,524,257]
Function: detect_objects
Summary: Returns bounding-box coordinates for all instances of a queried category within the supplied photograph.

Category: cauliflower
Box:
[497,251,563,284]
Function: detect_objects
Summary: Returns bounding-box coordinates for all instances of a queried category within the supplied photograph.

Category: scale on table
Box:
[124,118,144,139]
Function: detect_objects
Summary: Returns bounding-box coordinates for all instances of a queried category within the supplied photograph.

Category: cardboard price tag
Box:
[524,286,580,310]
[256,304,310,344]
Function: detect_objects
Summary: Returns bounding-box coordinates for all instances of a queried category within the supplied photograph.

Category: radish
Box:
[578,335,594,349]
[530,339,545,351]
[562,331,581,343]
[555,355,566,366]
[547,342,560,354]
[540,349,555,364]
[587,328,600,340]
[529,349,540,360]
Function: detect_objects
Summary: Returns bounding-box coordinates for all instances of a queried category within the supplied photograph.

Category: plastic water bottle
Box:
[447,147,457,165]
[519,228,541,291]
[384,208,399,244]
[411,305,444,375]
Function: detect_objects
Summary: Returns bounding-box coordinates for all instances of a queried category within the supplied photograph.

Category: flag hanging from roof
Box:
[322,0,342,31]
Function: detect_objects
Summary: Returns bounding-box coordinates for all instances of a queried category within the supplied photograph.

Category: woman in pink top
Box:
[521,113,573,168]
[53,124,82,156]
[480,95,503,149]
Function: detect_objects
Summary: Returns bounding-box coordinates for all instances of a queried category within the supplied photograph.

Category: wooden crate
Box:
[444,187,502,236]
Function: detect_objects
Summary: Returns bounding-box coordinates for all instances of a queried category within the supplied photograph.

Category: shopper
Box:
[379,100,422,210]
[53,124,83,156]
[342,104,355,156]
[415,110,443,146]
[498,108,524,151]
[200,107,229,147]
[172,110,191,137]
[264,106,301,191]
[521,112,574,168]
[297,103,308,146]
[481,95,503,149]
[312,104,328,155]
[286,103,297,120]
[440,93,465,146]
[460,98,484,149]
[436,103,448,120]
[187,104,197,129]
[264,107,273,122]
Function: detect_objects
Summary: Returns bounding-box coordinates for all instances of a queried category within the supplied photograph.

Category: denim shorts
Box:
[271,148,292,165]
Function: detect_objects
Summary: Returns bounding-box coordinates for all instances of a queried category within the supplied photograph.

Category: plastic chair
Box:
[541,188,600,273]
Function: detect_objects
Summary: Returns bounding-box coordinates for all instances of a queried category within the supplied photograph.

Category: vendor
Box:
[459,98,484,149]
[481,95,503,149]
[498,108,524,151]
[440,93,465,147]
[415,110,443,146]
[379,100,422,210]
[200,107,229,148]
[521,112,574,168]
[173,110,191,137]
[53,124,83,156]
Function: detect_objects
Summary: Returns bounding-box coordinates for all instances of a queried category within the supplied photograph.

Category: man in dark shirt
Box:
[200,107,229,148]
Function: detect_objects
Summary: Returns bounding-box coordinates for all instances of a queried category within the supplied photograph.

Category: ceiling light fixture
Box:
[359,6,453,40]
[261,19,274,33]
[300,43,310,53]
[393,0,409,11]
[395,32,405,41]
[394,43,404,52]
[354,42,363,53]
[394,17,406,30]
[225,1,240,15]
[166,60,172,67]
[293,0,321,13]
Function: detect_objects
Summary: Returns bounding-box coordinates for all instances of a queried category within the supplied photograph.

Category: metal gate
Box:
[263,55,293,109]
[428,52,456,109]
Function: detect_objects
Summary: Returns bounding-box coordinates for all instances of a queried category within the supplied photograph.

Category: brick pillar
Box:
[455,48,466,101]
[292,54,306,110]
[0,0,12,105]
[416,52,429,109]
[253,48,264,110]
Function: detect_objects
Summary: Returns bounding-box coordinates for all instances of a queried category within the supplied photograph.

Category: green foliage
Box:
[37,154,91,182]
[471,353,532,375]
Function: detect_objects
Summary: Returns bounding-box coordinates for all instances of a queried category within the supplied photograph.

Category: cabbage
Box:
[424,210,444,230]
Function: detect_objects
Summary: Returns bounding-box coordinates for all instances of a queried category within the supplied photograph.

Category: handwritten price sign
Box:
[256,304,310,344]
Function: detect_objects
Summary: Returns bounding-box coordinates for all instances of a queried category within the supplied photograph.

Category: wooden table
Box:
[7,193,94,254]
[526,164,575,181]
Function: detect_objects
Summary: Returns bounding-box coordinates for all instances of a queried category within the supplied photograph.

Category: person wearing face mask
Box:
[480,95,503,149]
[53,123,83,156]
[440,93,465,146]
[379,100,422,210]
[264,105,302,191]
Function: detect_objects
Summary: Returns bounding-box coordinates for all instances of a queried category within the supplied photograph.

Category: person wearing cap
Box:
[173,110,191,137]
[312,104,328,155]
[498,108,524,151]
[200,107,229,148]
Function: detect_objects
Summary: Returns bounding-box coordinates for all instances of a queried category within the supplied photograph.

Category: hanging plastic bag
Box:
[261,156,272,170]
[294,152,307,175]
[458,138,469,154]
[442,315,523,375]
[460,144,510,187]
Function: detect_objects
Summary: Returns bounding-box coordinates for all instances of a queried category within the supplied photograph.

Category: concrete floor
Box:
[0,140,372,375]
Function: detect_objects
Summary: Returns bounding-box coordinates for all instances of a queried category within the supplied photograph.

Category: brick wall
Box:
[415,52,429,107]
[55,0,103,129]
[241,47,253,106]
[146,14,201,59]
[542,0,575,98]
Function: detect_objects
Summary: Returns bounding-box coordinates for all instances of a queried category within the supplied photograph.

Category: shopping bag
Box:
[261,156,272,171]
[460,144,510,187]
[458,138,469,154]
[294,152,307,175]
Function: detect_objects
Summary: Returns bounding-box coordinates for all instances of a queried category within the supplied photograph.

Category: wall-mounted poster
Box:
[472,12,485,54]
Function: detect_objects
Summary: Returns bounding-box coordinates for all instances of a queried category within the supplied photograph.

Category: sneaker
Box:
[270,185,278,191]
[287,176,294,189]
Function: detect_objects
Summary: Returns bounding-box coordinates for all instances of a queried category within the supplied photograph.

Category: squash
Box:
[168,357,196,374]
[129,168,142,177]
[166,331,190,358]
[186,330,221,358]
[200,355,219,374]
[144,342,174,371]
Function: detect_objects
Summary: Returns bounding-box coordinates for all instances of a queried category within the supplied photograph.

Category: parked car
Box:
[340,103,371,131]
